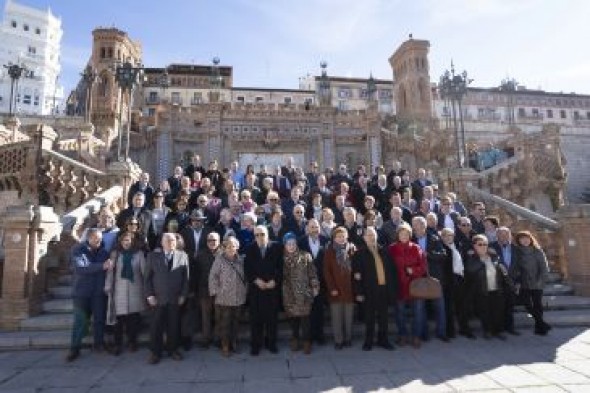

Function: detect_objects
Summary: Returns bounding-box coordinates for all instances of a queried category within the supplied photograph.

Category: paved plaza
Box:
[0,328,589,392]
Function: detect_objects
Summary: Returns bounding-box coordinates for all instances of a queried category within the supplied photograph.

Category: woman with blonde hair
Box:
[513,231,551,335]
[208,236,247,356]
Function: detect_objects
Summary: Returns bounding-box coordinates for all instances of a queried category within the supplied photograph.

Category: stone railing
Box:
[466,185,565,275]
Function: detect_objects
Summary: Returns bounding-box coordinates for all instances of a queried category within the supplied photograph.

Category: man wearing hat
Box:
[179,209,211,350]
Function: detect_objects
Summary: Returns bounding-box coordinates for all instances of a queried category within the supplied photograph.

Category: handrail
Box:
[60,185,123,235]
[476,155,520,176]
[466,185,560,231]
[43,148,105,176]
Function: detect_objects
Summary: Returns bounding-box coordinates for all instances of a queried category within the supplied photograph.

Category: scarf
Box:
[333,242,351,270]
[368,244,386,285]
[448,243,464,276]
[120,250,134,282]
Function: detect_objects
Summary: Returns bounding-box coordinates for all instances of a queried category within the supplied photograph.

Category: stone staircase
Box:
[1,269,589,350]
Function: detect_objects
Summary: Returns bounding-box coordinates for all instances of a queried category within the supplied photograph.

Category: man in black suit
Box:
[144,233,189,364]
[179,210,210,349]
[117,192,153,243]
[127,172,155,208]
[184,154,205,180]
[244,225,283,355]
[167,166,184,201]
[298,219,328,345]
[411,168,432,205]
[490,227,520,336]
[305,161,321,189]
[308,174,333,208]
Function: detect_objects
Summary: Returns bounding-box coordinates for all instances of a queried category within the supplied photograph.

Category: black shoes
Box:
[334,343,343,350]
[377,341,395,350]
[460,331,476,339]
[268,345,279,354]
[171,351,183,361]
[362,342,372,351]
[437,335,450,343]
[147,353,160,364]
[65,349,80,362]
[250,347,260,356]
[506,329,521,336]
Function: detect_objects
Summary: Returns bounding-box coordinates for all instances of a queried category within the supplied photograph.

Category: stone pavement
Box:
[0,328,589,393]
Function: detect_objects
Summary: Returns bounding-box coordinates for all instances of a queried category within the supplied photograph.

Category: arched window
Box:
[99,75,109,97]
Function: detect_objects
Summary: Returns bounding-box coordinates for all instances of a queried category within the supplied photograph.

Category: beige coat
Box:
[105,251,146,325]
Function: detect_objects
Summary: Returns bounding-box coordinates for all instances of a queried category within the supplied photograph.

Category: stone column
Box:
[106,161,141,211]
[556,204,590,295]
[0,205,61,330]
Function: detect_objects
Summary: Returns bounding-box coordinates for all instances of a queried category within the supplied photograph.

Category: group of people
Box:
[65,155,552,364]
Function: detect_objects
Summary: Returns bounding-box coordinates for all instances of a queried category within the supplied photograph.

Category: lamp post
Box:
[81,65,98,123]
[366,73,377,103]
[114,60,144,162]
[3,63,27,116]
[499,77,518,126]
[438,62,471,168]
[209,57,223,103]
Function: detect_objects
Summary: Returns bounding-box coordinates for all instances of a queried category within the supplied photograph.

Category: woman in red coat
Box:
[388,223,427,348]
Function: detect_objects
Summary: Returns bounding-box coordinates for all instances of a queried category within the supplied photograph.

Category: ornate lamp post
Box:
[499,77,518,126]
[209,57,223,103]
[366,73,377,102]
[439,62,471,167]
[318,61,331,106]
[114,60,144,161]
[81,65,98,123]
[3,63,27,116]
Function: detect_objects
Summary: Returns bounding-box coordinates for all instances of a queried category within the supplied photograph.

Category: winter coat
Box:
[324,244,355,303]
[208,252,247,307]
[352,245,398,305]
[195,248,218,298]
[282,251,319,316]
[464,251,513,295]
[513,246,549,290]
[104,250,146,325]
[388,241,427,301]
[71,242,109,298]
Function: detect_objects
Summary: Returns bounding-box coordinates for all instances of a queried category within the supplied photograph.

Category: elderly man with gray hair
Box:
[144,233,189,364]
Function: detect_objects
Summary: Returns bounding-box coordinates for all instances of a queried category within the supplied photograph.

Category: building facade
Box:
[0,0,63,115]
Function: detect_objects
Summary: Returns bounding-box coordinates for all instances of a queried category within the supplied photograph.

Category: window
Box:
[532,108,539,117]
[574,111,580,120]
[34,95,39,106]
[148,91,158,102]
[560,110,566,119]
[148,108,156,117]
[237,96,245,103]
[35,28,41,35]
[284,97,292,104]
[107,48,113,58]
[28,46,36,54]
[547,109,553,118]
[255,97,264,103]
[171,92,181,104]
[23,24,29,31]
[518,108,526,117]
[338,100,348,111]
[587,112,590,120]
[23,94,32,105]
[11,20,16,28]
[100,47,106,59]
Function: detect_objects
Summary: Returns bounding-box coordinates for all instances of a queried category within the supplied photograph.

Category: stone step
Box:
[4,308,590,350]
[47,286,72,299]
[547,271,562,284]
[57,274,72,286]
[20,313,73,331]
[42,299,74,314]
[543,283,574,296]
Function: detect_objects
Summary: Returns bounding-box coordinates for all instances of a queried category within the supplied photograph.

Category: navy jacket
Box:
[71,242,109,298]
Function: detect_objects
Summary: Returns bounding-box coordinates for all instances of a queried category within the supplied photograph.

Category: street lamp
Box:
[439,62,472,168]
[366,73,377,102]
[114,60,144,162]
[318,61,331,106]
[3,62,27,116]
[209,57,223,103]
[499,77,518,125]
[81,65,98,123]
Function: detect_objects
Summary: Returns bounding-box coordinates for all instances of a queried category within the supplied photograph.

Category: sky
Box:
[3,0,590,96]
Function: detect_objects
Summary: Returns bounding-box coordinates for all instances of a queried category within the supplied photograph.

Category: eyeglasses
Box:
[474,243,488,247]
[254,233,266,237]
[154,195,163,198]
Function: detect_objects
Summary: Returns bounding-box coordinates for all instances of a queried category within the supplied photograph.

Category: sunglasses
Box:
[269,198,279,202]
[254,233,266,237]
[154,195,164,198]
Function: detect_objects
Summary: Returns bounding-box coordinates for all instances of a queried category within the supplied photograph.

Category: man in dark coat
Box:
[298,219,328,345]
[127,172,155,208]
[116,192,153,243]
[490,227,520,336]
[179,210,210,349]
[410,168,432,205]
[353,227,397,351]
[412,216,452,341]
[244,225,283,355]
[144,233,190,364]
[66,229,112,362]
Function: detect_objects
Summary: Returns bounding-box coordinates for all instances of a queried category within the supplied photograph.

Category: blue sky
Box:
[3,0,590,96]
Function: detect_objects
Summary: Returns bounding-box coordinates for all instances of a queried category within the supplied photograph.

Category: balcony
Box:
[518,113,544,122]
[190,98,203,106]
[145,97,161,105]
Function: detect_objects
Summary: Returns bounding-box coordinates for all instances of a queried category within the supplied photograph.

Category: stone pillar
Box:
[0,205,61,330]
[4,116,21,141]
[447,167,480,203]
[556,204,590,295]
[106,161,141,211]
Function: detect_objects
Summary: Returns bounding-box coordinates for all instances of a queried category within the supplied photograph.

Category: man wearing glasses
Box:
[468,202,487,235]
[244,226,283,355]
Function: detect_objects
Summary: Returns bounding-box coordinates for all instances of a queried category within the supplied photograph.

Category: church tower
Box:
[89,28,142,146]
[389,36,432,121]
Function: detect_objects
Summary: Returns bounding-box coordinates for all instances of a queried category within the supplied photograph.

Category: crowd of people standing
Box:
[65,154,552,364]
